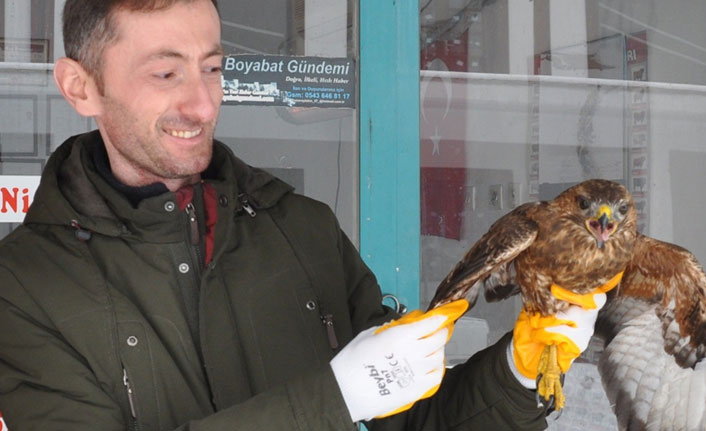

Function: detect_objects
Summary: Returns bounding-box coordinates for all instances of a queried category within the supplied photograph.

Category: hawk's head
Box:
[556,179,637,249]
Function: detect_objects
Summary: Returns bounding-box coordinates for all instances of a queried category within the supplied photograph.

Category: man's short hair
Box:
[62,0,219,85]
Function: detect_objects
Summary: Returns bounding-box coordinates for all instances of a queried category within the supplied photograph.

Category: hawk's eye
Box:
[577,197,590,210]
[618,204,629,215]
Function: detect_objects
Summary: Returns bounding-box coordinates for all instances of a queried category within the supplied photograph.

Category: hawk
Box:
[428,179,706,429]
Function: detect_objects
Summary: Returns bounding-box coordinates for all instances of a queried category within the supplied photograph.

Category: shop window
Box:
[420,1,706,428]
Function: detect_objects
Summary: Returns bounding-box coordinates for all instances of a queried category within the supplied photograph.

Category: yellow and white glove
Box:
[331,299,468,422]
[507,271,622,389]
[507,292,606,388]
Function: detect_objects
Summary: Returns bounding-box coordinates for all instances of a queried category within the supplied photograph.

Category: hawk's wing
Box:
[597,234,706,430]
[598,296,706,431]
[428,202,539,310]
[615,234,706,366]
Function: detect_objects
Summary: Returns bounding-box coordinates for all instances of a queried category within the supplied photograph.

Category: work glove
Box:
[508,271,622,389]
[331,299,468,422]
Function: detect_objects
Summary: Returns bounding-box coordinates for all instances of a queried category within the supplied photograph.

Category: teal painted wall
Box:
[359,0,420,311]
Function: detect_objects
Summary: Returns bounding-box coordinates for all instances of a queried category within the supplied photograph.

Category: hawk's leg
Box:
[536,344,566,410]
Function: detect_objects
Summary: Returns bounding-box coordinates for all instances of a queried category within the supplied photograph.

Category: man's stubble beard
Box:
[99,94,216,183]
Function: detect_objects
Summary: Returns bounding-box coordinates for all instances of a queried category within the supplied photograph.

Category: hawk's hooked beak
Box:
[586,205,615,249]
[597,212,610,231]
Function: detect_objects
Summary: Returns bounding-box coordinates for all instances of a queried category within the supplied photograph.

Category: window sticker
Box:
[0,176,41,223]
[222,55,356,108]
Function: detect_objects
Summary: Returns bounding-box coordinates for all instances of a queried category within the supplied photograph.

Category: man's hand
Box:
[331,300,468,422]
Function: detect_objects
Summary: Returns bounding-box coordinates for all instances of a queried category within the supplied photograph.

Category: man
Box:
[0,0,601,429]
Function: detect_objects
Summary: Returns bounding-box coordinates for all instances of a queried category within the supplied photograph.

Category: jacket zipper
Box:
[185,202,200,246]
[321,313,339,349]
[123,368,139,430]
[185,202,204,273]
[237,194,257,217]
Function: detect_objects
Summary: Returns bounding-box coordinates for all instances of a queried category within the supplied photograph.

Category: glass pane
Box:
[420,1,706,428]
[217,0,359,243]
[0,0,91,239]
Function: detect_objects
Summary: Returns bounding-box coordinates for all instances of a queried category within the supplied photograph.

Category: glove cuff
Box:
[506,339,537,389]
[330,356,363,421]
[550,271,623,309]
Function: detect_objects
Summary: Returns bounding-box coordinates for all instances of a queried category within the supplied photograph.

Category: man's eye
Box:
[205,66,222,74]
[155,72,176,80]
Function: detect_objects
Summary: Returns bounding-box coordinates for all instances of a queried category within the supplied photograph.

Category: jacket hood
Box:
[24,131,293,238]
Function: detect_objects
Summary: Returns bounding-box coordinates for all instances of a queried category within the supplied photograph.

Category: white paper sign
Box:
[0,175,41,223]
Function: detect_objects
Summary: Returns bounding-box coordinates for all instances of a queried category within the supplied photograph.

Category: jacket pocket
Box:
[122,367,140,431]
[117,321,158,430]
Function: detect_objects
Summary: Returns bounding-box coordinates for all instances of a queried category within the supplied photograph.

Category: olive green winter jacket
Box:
[0,131,547,430]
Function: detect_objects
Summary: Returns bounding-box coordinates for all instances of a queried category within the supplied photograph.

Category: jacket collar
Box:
[24,130,293,241]
[90,140,169,208]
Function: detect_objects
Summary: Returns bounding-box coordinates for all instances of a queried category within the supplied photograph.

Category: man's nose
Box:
[179,72,221,123]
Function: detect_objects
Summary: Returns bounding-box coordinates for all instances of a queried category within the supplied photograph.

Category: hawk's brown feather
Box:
[430,179,638,315]
[429,202,539,309]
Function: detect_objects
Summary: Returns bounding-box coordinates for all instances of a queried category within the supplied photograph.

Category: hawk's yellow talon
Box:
[536,344,566,410]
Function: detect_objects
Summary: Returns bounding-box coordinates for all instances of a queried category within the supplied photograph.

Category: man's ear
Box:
[53,57,102,117]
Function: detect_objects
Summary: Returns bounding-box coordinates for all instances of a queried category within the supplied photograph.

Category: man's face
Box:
[94,0,223,189]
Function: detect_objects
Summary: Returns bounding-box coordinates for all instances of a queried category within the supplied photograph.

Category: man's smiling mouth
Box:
[165,127,202,139]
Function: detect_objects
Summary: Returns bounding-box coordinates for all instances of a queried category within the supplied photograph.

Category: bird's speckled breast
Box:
[514,210,636,314]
